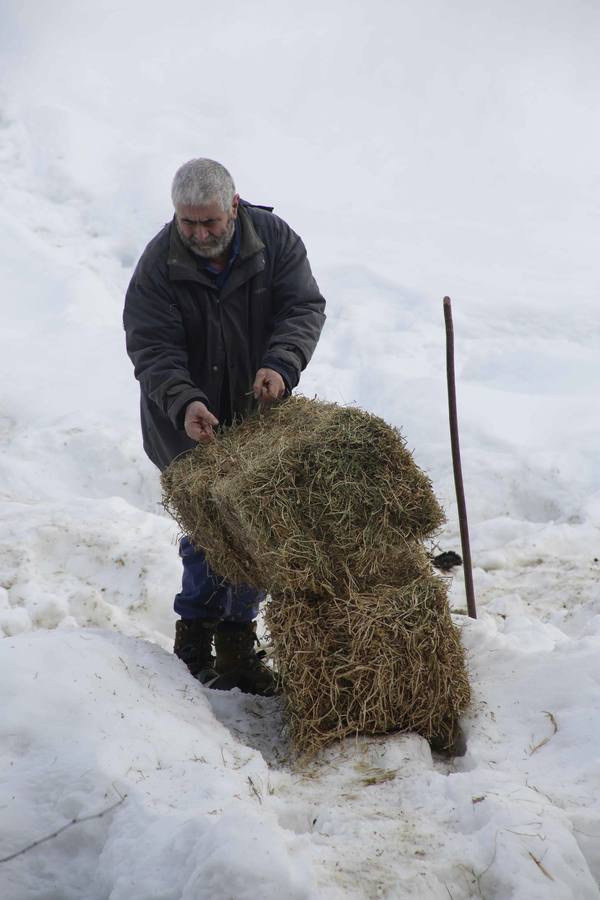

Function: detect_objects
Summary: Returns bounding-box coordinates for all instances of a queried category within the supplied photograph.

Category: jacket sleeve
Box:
[261,219,326,389]
[123,255,208,429]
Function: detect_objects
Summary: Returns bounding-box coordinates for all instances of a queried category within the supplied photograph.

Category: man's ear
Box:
[231,193,240,217]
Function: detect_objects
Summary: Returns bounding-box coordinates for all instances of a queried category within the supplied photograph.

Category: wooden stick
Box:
[443,297,477,619]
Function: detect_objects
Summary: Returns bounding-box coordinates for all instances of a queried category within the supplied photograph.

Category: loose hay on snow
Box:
[161,397,445,596]
[266,575,471,755]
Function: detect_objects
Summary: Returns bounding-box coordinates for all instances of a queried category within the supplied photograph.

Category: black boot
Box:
[213,622,278,697]
[174,618,219,685]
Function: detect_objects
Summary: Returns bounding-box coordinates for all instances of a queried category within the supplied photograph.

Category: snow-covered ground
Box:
[1,2,600,897]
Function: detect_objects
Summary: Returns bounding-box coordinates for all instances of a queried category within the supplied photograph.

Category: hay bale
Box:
[162,397,445,595]
[266,574,471,754]
[161,443,251,582]
[162,396,470,755]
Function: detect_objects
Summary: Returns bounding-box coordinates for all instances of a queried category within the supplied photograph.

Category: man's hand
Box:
[253,368,286,405]
[184,400,219,442]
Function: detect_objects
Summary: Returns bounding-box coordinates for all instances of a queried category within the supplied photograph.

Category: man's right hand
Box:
[184,401,219,443]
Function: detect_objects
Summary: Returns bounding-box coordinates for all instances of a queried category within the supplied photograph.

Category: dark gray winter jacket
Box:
[123,203,326,470]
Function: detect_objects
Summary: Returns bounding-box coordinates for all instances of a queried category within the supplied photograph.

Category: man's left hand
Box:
[253,368,286,405]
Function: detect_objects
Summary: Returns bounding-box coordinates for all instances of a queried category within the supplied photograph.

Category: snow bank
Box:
[0,629,315,899]
[2,0,600,896]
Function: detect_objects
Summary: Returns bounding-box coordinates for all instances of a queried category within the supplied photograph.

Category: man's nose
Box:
[191,223,210,241]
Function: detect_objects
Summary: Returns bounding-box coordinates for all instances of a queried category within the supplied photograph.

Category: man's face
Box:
[175,195,239,259]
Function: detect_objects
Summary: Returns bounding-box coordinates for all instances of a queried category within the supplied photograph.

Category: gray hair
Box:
[171,158,236,211]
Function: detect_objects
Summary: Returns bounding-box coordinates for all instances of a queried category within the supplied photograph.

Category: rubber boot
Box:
[174,618,219,685]
[213,622,278,697]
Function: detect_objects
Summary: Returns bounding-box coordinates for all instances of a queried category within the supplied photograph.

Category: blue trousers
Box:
[174,536,264,623]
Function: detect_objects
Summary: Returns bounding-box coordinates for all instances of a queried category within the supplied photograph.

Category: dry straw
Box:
[162,397,445,596]
[267,574,470,753]
[162,396,470,754]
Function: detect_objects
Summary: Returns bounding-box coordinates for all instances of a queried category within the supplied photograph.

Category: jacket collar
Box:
[238,203,266,258]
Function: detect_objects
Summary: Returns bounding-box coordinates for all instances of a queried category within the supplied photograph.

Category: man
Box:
[123,158,326,696]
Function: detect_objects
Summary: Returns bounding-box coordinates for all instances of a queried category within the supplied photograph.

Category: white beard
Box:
[177,216,236,259]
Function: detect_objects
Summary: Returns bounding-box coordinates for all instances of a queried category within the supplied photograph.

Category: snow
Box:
[1,1,600,897]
